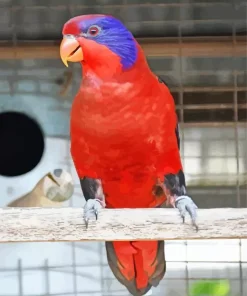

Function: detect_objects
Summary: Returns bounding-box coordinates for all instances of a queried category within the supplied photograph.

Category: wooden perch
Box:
[0,207,247,243]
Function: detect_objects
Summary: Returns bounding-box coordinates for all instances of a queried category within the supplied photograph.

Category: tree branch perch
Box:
[0,208,247,243]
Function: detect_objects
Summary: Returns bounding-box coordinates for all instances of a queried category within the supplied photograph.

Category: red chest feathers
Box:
[70,81,177,181]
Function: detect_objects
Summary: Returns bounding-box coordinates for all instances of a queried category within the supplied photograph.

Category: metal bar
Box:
[239,239,244,296]
[5,19,242,26]
[61,92,79,295]
[178,5,185,166]
[232,10,241,209]
[171,87,247,93]
[17,259,23,296]
[0,282,245,296]
[67,152,78,295]
[9,8,17,96]
[44,259,50,296]
[103,277,246,281]
[156,70,246,75]
[0,259,246,273]
[99,243,106,295]
[185,241,190,296]
[179,120,246,129]
[0,38,246,59]
[176,104,247,110]
[8,2,233,10]
[2,36,243,45]
[1,86,246,93]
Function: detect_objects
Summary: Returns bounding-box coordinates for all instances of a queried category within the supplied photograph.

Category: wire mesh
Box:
[1,240,247,295]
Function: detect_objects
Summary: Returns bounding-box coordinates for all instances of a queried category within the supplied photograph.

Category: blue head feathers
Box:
[63,15,138,70]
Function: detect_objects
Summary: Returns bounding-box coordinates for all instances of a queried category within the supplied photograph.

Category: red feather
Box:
[70,40,182,293]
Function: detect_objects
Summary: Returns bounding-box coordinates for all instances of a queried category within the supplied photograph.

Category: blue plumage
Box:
[79,16,138,70]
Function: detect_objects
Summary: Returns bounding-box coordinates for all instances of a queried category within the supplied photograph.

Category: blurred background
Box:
[0,0,246,295]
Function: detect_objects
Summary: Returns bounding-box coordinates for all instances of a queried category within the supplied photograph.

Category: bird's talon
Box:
[83,199,103,228]
[175,195,198,230]
[85,218,89,229]
[192,221,199,232]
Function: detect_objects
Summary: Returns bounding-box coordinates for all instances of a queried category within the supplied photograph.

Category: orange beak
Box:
[60,37,84,67]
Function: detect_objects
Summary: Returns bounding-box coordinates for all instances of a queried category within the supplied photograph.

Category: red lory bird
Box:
[60,14,198,296]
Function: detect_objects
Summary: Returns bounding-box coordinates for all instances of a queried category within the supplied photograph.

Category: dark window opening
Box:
[0,111,45,177]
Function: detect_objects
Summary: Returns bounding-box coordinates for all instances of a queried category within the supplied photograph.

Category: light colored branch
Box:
[0,207,247,243]
[0,37,246,59]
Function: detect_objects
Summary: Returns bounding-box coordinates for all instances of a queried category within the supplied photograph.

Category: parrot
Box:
[7,169,74,207]
[59,14,198,296]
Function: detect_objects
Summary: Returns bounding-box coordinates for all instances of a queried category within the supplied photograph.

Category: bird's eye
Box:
[87,25,100,37]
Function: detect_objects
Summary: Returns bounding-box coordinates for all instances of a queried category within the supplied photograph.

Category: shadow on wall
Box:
[0,111,45,177]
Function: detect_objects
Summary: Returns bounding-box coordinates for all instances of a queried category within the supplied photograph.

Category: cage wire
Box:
[0,0,246,295]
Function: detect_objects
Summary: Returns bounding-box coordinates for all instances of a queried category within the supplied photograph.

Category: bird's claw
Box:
[175,195,198,231]
[95,210,98,220]
[83,199,102,229]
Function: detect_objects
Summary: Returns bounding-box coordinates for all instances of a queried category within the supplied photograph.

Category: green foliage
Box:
[189,280,230,296]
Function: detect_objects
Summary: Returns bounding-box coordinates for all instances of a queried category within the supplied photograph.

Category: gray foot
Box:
[175,195,198,231]
[83,199,103,229]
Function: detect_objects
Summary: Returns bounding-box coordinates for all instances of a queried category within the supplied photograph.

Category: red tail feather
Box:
[106,241,166,296]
